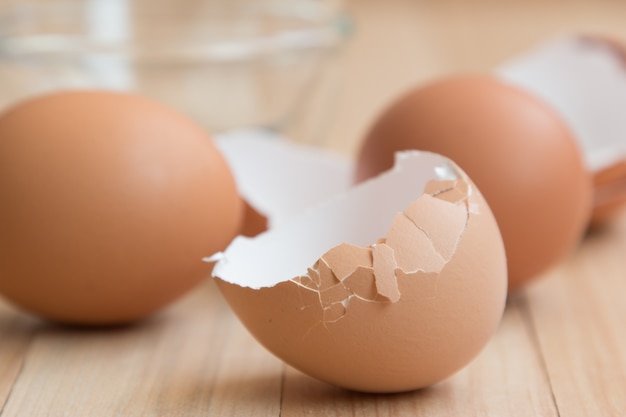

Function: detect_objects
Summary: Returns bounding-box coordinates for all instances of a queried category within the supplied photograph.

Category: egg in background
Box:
[0,91,242,325]
[355,74,592,291]
[496,35,626,229]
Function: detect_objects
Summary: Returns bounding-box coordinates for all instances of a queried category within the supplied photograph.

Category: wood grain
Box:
[0,303,38,413]
[526,214,626,417]
[0,281,283,417]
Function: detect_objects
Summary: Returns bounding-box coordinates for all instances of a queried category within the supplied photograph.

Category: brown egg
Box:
[213,151,507,393]
[355,74,592,291]
[0,91,242,325]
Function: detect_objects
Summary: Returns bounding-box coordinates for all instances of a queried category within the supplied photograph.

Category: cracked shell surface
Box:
[215,154,507,393]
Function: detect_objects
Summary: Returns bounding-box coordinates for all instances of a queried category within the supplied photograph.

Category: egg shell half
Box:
[212,151,507,393]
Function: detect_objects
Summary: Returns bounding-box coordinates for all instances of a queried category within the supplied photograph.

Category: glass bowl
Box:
[0,0,351,141]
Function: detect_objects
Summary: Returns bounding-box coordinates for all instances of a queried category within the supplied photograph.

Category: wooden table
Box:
[2,1,626,415]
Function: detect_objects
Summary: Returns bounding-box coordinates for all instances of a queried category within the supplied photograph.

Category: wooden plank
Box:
[201,301,284,417]
[526,212,626,417]
[0,281,283,417]
[280,296,557,417]
[0,301,39,413]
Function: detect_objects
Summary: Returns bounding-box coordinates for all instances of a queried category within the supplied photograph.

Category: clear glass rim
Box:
[0,0,353,63]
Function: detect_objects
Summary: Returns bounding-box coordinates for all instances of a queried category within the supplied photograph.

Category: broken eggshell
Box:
[210,151,507,393]
[215,128,354,232]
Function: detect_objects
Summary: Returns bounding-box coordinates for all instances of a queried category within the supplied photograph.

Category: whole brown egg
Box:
[355,74,592,291]
[0,91,242,325]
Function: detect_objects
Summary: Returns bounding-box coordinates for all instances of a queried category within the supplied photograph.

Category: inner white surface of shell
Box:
[215,128,354,227]
[210,151,473,289]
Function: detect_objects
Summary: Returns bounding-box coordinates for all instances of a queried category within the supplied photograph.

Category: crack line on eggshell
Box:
[398,211,446,273]
[428,180,474,265]
[452,197,472,260]
[305,293,396,336]
[300,179,475,331]
[428,184,456,198]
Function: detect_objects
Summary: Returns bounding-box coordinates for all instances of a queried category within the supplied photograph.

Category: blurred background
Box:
[0,0,350,144]
[0,0,625,152]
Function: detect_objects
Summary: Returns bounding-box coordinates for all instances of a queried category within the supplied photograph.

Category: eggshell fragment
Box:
[590,160,626,227]
[211,151,507,393]
[215,129,354,230]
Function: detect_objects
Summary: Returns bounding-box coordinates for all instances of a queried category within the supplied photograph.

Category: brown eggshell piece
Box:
[385,212,445,274]
[0,91,243,325]
[589,159,626,226]
[213,151,507,393]
[371,243,400,303]
[355,74,592,291]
